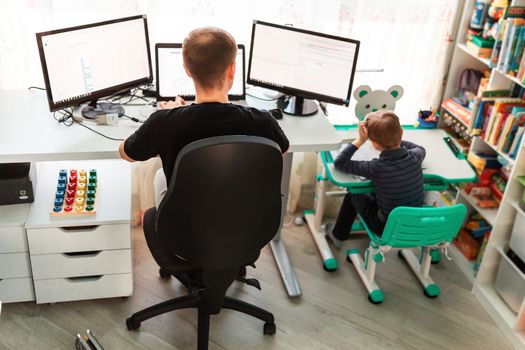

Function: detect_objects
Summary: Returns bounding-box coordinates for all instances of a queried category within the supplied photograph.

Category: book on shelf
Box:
[498,108,525,154]
[490,6,525,70]
[496,114,516,150]
[474,232,491,274]
[510,26,525,75]
[442,98,472,127]
[497,19,525,72]
[519,49,525,82]
[484,99,525,146]
[502,22,524,74]
[509,126,525,159]
[466,40,493,59]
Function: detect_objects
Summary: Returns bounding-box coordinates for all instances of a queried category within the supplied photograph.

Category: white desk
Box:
[0,89,342,297]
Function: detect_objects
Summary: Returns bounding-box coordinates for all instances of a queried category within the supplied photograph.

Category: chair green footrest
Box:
[346,248,360,256]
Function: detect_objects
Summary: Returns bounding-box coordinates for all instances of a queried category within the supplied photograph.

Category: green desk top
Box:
[321,128,476,192]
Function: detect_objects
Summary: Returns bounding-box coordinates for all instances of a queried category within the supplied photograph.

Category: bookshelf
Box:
[458,42,492,67]
[441,0,525,348]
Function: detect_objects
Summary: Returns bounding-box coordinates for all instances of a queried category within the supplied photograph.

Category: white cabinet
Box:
[0,204,35,303]
[25,160,133,304]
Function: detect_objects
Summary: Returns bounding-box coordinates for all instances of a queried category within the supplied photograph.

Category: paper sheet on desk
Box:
[331,141,380,162]
[326,104,356,125]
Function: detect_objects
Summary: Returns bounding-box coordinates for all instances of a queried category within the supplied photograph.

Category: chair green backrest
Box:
[366,204,467,248]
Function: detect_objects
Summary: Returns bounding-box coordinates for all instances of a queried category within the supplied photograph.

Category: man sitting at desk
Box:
[118,27,289,206]
[326,111,426,247]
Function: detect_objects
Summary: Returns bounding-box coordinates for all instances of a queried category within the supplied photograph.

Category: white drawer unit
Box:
[33,273,133,304]
[30,249,132,279]
[25,160,133,304]
[26,224,131,255]
[0,203,34,303]
[0,226,28,254]
[0,253,32,279]
[0,278,35,303]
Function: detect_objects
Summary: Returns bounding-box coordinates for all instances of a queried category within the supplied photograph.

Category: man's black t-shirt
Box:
[124,102,289,182]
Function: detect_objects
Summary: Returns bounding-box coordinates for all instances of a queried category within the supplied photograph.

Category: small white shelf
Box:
[475,283,517,330]
[494,68,525,89]
[482,138,515,166]
[511,200,525,218]
[449,244,476,284]
[441,103,470,129]
[457,189,498,226]
[458,43,491,67]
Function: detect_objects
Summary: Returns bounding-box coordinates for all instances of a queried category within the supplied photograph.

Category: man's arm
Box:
[119,98,185,162]
[119,142,135,162]
[267,114,290,153]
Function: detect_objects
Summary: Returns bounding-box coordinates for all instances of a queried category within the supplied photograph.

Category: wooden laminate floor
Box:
[0,220,513,350]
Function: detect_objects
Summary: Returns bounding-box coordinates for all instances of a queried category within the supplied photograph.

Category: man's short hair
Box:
[183,27,237,90]
[365,111,403,150]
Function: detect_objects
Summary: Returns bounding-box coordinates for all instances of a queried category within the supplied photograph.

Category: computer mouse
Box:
[269,108,283,120]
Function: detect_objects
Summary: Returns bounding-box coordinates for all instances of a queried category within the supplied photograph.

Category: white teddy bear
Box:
[353,85,404,120]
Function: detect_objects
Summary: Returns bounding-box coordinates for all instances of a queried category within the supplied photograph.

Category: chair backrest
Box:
[157,135,283,267]
[377,204,467,248]
[156,136,283,312]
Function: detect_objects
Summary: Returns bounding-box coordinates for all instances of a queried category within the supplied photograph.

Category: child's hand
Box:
[157,96,187,109]
[352,121,368,147]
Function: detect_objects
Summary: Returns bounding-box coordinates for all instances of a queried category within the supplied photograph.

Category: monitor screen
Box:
[36,15,153,111]
[247,21,359,106]
[156,44,246,100]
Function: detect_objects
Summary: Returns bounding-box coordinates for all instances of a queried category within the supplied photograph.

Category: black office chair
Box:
[126,136,283,350]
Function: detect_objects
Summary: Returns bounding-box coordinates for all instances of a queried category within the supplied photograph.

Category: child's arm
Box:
[401,140,426,163]
[334,121,374,177]
[334,144,374,178]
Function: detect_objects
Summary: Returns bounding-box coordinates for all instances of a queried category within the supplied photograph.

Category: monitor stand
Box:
[81,100,125,119]
[277,96,318,116]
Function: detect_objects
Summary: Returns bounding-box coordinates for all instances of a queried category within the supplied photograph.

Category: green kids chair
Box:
[346,204,467,304]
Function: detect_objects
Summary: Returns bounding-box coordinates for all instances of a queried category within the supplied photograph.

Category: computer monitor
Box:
[156,43,246,101]
[36,15,153,118]
[247,20,360,116]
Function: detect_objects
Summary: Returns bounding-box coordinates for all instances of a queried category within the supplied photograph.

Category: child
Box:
[326,111,426,248]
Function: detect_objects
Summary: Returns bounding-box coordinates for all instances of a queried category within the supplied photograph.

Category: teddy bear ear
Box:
[353,85,372,100]
[387,85,404,100]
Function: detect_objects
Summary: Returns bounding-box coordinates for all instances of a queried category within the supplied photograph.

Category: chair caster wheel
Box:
[126,317,141,331]
[159,268,171,279]
[263,322,276,335]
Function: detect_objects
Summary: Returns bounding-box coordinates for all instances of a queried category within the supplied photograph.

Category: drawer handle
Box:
[59,225,99,232]
[66,275,103,282]
[62,251,102,258]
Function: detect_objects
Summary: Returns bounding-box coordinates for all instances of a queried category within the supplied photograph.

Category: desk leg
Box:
[304,164,337,271]
[270,153,301,297]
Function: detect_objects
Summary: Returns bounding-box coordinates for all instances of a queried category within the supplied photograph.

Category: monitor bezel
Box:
[247,20,360,106]
[155,43,246,101]
[36,15,153,112]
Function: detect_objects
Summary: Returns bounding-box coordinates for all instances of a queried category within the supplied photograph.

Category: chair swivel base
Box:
[126,295,276,349]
